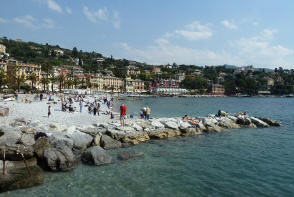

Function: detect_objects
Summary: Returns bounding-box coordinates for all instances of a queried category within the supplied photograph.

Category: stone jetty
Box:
[0,113,280,192]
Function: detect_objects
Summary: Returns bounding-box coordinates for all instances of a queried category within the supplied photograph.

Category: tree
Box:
[73,78,80,89]
[72,47,78,58]
[50,76,58,92]
[26,73,39,91]
[40,77,49,91]
[0,69,7,90]
[57,75,65,91]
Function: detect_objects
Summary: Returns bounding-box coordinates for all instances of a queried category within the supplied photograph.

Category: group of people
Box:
[140,106,151,120]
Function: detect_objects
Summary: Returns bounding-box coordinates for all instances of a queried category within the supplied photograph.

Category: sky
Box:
[1,0,294,69]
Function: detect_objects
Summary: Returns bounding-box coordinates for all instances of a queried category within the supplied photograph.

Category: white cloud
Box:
[118,27,293,68]
[14,15,38,29]
[65,7,72,14]
[113,11,120,29]
[14,15,56,30]
[120,39,242,65]
[234,29,293,66]
[165,21,212,41]
[42,18,55,29]
[83,6,121,29]
[253,21,259,26]
[83,6,108,23]
[0,17,7,23]
[221,20,238,29]
[174,30,212,40]
[47,0,62,13]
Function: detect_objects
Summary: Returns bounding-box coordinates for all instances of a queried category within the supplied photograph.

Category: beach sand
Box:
[0,94,118,127]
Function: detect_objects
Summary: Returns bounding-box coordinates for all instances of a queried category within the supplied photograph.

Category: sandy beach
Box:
[0,94,118,127]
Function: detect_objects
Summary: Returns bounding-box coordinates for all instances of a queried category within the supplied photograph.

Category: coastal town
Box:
[1,37,294,96]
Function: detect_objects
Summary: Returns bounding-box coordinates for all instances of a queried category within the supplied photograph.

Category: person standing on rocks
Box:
[120,104,127,126]
[146,106,151,120]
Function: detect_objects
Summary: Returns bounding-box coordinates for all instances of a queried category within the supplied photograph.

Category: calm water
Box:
[2,98,294,197]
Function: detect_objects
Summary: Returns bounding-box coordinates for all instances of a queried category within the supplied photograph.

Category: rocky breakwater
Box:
[0,113,280,192]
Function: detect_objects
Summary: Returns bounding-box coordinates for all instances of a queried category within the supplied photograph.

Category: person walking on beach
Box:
[79,100,83,113]
[93,102,97,116]
[145,106,151,120]
[97,102,100,116]
[120,104,127,126]
[40,93,43,101]
[48,105,51,118]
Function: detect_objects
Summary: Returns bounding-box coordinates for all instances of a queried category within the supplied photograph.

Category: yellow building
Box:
[125,77,145,93]
[103,76,124,92]
[7,59,42,89]
[90,74,104,91]
[211,84,225,95]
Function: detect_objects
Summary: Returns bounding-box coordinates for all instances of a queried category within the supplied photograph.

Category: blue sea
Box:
[2,97,294,197]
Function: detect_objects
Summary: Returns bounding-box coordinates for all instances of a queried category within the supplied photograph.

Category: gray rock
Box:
[0,158,44,193]
[150,120,165,129]
[19,133,35,146]
[132,123,143,131]
[33,137,50,159]
[257,117,281,126]
[117,151,144,161]
[43,146,75,171]
[65,131,93,151]
[81,127,104,136]
[93,133,102,146]
[0,130,22,146]
[163,121,179,130]
[49,133,73,149]
[0,145,34,161]
[179,121,191,130]
[250,117,269,128]
[81,146,112,166]
[100,135,122,150]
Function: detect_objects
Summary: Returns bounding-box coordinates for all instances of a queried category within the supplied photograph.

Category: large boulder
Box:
[250,117,269,128]
[33,137,50,159]
[43,146,75,171]
[19,133,35,146]
[150,120,165,129]
[81,127,105,136]
[257,117,281,127]
[48,133,73,149]
[0,106,9,117]
[121,131,150,145]
[117,151,144,161]
[65,131,93,151]
[236,116,252,126]
[93,133,102,146]
[81,146,112,166]
[100,135,122,150]
[0,145,34,161]
[163,121,179,130]
[0,157,44,193]
[0,129,22,146]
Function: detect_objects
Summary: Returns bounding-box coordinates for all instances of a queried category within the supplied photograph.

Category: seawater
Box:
[2,98,294,197]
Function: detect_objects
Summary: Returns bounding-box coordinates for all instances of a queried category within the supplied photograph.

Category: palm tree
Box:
[26,73,38,91]
[57,75,65,92]
[73,77,80,89]
[50,75,58,92]
[40,77,49,91]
